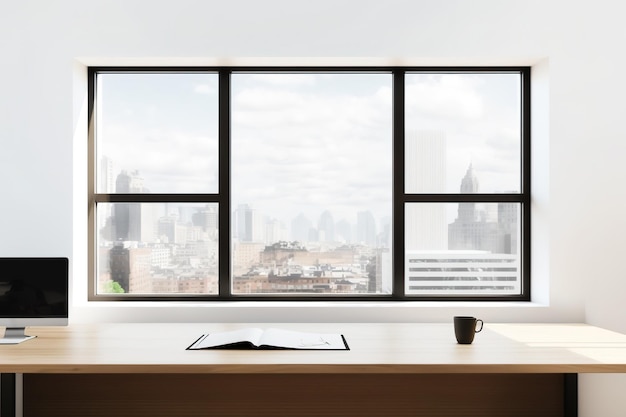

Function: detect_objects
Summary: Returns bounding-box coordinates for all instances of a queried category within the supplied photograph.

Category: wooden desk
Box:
[1,323,626,416]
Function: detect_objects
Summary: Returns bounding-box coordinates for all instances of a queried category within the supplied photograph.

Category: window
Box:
[88,67,529,301]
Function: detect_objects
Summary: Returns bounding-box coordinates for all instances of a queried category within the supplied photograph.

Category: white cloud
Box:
[194,84,215,95]
[230,77,393,223]
[405,74,484,123]
[100,125,219,193]
[404,73,521,193]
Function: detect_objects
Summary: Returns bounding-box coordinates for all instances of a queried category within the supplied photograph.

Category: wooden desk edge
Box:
[3,363,626,374]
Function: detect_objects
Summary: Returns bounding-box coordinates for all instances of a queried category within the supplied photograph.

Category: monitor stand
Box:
[0,327,36,344]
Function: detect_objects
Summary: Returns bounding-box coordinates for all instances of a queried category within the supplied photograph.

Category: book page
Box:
[260,328,347,350]
[192,328,264,349]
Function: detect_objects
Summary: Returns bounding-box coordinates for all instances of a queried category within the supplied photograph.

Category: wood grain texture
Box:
[1,323,626,374]
[24,373,564,417]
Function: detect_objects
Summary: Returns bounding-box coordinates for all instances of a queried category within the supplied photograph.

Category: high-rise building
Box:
[235,204,253,242]
[109,242,152,293]
[405,250,519,295]
[405,130,446,193]
[100,156,117,193]
[405,130,447,250]
[115,169,145,193]
[458,163,480,223]
[379,216,392,249]
[192,205,218,232]
[335,219,352,244]
[374,250,392,294]
[99,156,117,230]
[357,210,377,247]
[318,210,335,242]
[113,170,156,243]
[291,213,312,243]
[232,241,266,276]
[448,164,518,254]
[498,202,518,254]
[158,215,181,244]
[265,218,287,245]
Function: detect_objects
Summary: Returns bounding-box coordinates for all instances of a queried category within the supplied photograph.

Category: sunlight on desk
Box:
[488,323,626,366]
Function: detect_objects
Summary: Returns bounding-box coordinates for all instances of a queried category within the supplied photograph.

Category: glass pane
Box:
[405,72,521,193]
[231,73,393,295]
[96,73,219,194]
[96,203,219,295]
[405,202,521,296]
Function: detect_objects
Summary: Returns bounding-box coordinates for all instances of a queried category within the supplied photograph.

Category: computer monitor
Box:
[0,257,69,344]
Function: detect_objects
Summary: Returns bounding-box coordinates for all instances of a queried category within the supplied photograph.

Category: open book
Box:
[186,327,349,350]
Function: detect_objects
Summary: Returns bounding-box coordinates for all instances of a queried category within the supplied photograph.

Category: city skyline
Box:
[100,161,390,247]
[100,156,518,250]
[97,158,519,296]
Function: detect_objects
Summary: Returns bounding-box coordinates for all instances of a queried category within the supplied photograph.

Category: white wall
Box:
[2,0,626,415]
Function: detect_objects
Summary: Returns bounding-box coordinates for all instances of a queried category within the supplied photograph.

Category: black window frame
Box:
[87,66,530,302]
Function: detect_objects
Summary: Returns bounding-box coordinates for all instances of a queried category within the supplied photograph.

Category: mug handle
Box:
[475,319,483,333]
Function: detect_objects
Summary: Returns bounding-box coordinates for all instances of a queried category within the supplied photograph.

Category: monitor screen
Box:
[0,257,68,324]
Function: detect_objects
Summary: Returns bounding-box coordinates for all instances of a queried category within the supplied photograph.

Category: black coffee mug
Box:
[454,316,483,344]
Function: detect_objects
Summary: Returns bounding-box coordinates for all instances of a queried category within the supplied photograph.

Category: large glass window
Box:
[97,72,219,194]
[231,73,393,295]
[89,67,529,301]
[403,72,526,298]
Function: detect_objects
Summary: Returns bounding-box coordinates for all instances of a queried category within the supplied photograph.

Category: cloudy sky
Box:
[231,73,392,226]
[97,70,520,230]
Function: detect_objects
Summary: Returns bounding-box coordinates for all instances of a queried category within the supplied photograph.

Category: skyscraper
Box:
[99,156,117,229]
[235,204,253,242]
[457,163,479,223]
[291,213,312,243]
[335,219,352,244]
[498,202,518,254]
[192,205,218,232]
[115,169,145,193]
[405,130,447,250]
[405,130,446,193]
[234,203,268,242]
[357,210,377,247]
[318,210,335,242]
[100,156,117,193]
[109,242,151,293]
[113,170,155,242]
[449,164,505,253]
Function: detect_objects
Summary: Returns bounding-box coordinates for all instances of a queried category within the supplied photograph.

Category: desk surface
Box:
[1,322,626,374]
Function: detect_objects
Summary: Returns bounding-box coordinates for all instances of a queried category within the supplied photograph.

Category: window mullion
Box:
[393,70,405,299]
[404,194,525,203]
[218,69,232,298]
[93,194,219,203]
